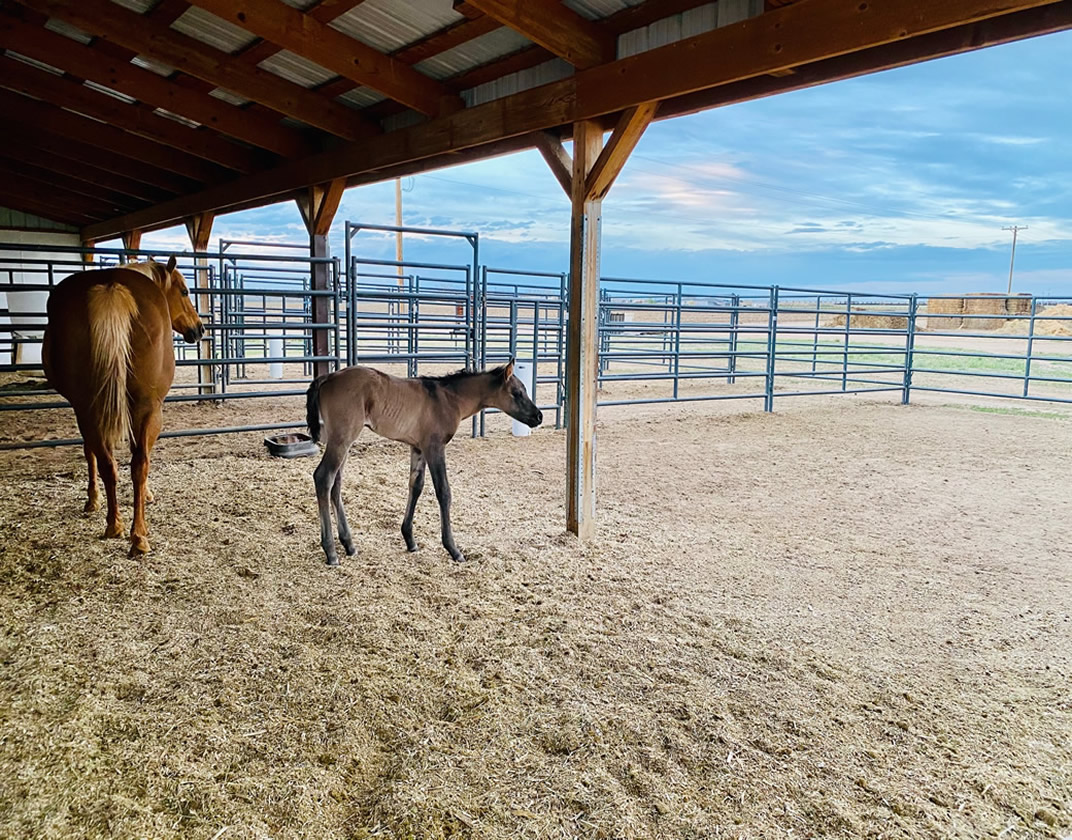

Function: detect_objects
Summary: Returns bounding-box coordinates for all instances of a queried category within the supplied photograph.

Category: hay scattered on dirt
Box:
[1,399,1071,839]
[998,303,1072,337]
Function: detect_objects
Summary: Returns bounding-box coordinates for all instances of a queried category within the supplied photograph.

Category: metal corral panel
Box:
[335,87,388,110]
[171,6,259,54]
[564,0,646,21]
[131,55,176,78]
[43,18,92,44]
[258,50,336,88]
[464,58,574,108]
[415,28,532,81]
[330,0,464,54]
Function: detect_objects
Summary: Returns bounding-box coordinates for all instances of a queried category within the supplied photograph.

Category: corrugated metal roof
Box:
[464,58,573,108]
[110,0,155,12]
[415,27,531,81]
[330,0,464,54]
[171,7,258,54]
[6,52,63,76]
[258,50,336,88]
[84,80,138,103]
[718,0,764,26]
[153,108,201,128]
[278,0,319,9]
[209,88,251,107]
[43,17,92,44]
[131,55,176,77]
[382,110,425,134]
[565,0,646,21]
[335,87,387,110]
[617,0,762,59]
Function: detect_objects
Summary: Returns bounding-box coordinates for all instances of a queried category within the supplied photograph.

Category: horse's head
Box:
[486,359,543,428]
[148,256,204,344]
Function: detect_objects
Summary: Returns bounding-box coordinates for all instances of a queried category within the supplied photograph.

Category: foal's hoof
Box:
[324,555,340,567]
[129,535,150,556]
[406,544,420,554]
[343,541,357,557]
[450,552,466,564]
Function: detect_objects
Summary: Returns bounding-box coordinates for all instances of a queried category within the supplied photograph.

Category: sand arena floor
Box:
[0,395,1070,839]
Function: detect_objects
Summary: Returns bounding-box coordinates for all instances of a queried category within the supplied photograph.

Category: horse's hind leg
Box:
[83,442,99,514]
[95,439,124,539]
[331,452,356,557]
[128,403,162,556]
[314,434,354,566]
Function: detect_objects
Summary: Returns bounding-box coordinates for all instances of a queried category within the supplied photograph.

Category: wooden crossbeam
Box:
[535,131,572,197]
[121,229,143,261]
[82,0,1069,239]
[0,55,257,176]
[0,190,96,225]
[185,0,462,116]
[0,170,125,220]
[16,0,377,140]
[0,155,145,210]
[461,0,615,68]
[0,11,311,158]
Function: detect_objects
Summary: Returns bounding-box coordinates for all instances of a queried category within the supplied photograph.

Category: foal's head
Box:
[485,359,543,428]
[145,256,204,344]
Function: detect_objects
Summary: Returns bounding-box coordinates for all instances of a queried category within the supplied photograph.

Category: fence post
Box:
[842,293,852,392]
[764,286,779,412]
[902,294,918,405]
[728,293,739,385]
[1023,296,1038,398]
[673,283,683,399]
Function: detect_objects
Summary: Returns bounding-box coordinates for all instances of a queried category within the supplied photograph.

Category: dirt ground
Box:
[1,392,1070,840]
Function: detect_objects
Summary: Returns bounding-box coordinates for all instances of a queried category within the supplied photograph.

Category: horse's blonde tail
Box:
[87,283,139,450]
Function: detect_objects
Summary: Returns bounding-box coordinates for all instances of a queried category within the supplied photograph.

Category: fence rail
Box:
[2,238,1071,449]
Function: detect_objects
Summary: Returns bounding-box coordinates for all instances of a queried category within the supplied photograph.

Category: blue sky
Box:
[137,29,1072,297]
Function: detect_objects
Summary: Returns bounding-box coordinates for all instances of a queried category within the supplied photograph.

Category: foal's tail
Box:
[87,282,139,450]
[306,374,329,443]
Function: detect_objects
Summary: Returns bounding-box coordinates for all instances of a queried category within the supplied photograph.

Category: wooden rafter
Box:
[0,190,95,225]
[15,0,377,140]
[461,0,615,68]
[184,0,462,116]
[82,0,1071,239]
[535,131,572,197]
[0,55,257,175]
[0,156,143,210]
[297,179,347,237]
[0,171,123,220]
[585,102,657,200]
[0,89,206,191]
[0,11,311,158]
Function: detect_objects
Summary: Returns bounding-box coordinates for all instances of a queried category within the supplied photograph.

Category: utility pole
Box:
[394,177,403,283]
[1002,224,1027,294]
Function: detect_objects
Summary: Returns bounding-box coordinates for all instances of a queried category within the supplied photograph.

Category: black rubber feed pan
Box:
[264,432,319,458]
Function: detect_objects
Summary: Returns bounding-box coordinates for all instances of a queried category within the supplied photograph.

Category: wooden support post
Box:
[548,105,656,539]
[185,211,216,396]
[297,178,346,378]
[80,239,95,264]
[121,229,142,263]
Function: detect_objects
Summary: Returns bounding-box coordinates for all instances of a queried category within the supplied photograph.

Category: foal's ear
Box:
[502,357,515,381]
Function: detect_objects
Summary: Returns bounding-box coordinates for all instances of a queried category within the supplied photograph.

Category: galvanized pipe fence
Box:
[2,238,1071,449]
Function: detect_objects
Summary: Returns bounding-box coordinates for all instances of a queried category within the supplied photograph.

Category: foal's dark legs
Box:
[331,452,356,557]
[314,442,348,566]
[401,447,425,553]
[427,447,464,562]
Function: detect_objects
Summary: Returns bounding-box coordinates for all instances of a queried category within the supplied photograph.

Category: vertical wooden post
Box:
[121,229,142,263]
[185,211,215,396]
[80,238,95,264]
[543,104,658,539]
[565,120,604,539]
[297,178,346,378]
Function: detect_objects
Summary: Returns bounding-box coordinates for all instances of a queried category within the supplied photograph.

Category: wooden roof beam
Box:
[185,0,463,116]
[460,0,615,68]
[0,10,312,158]
[82,0,1070,240]
[15,0,377,140]
[0,190,96,225]
[0,171,128,220]
[0,55,258,176]
[0,155,149,210]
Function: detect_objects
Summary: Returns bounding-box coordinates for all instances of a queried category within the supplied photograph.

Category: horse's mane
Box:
[119,260,163,282]
[418,364,509,388]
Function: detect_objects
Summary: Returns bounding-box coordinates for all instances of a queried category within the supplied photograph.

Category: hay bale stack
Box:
[1005,294,1032,316]
[962,294,1009,331]
[823,308,906,330]
[926,297,964,330]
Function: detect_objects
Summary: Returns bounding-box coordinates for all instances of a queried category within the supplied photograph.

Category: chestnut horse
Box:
[42,257,203,556]
[306,361,542,565]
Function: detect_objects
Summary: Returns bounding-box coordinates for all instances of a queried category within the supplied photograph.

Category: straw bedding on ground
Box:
[1,399,1070,839]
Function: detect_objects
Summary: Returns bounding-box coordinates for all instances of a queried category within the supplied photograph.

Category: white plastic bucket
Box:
[511,360,535,437]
